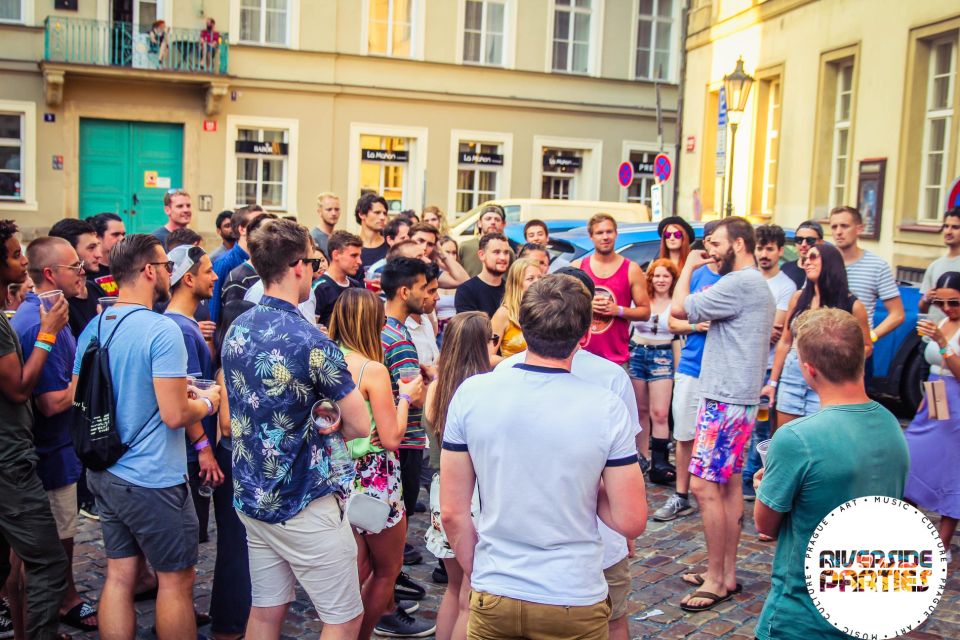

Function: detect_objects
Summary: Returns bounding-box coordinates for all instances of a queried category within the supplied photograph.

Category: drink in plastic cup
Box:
[38,290,63,312]
[757,396,771,422]
[197,483,213,498]
[757,439,772,467]
[917,313,930,336]
[311,399,341,431]
[98,296,118,309]
[397,366,421,384]
[365,275,382,293]
[188,377,216,390]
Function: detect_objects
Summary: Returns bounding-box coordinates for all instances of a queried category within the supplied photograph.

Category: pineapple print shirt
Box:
[222,295,355,523]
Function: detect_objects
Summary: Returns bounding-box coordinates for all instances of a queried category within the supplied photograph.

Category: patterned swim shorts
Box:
[688,398,757,484]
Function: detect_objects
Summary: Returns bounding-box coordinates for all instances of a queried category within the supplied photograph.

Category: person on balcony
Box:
[148,20,168,67]
[201,18,220,70]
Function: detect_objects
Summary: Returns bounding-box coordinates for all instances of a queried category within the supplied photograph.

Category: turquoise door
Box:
[79,119,183,234]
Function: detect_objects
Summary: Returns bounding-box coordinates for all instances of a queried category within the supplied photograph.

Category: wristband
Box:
[689,322,698,332]
[193,438,211,452]
[870,330,879,343]
[200,396,215,416]
[768,380,779,388]
[37,332,57,345]
[34,340,52,353]
[398,393,412,405]
[617,306,624,318]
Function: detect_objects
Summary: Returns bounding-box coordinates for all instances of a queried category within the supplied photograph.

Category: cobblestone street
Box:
[62,480,959,640]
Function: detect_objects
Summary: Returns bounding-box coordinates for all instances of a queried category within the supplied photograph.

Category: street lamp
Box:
[723,57,754,217]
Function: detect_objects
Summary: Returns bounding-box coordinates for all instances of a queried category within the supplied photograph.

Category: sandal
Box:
[680,589,732,612]
[649,464,677,485]
[680,573,743,594]
[60,601,97,632]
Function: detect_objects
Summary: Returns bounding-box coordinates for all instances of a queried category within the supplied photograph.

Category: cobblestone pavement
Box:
[64,480,959,639]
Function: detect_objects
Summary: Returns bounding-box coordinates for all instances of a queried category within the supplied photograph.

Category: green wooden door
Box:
[79,119,183,233]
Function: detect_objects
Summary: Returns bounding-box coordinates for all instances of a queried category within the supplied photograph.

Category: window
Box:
[635,0,674,80]
[368,0,415,58]
[918,38,956,222]
[360,135,409,210]
[760,79,781,214]
[541,149,582,199]
[551,0,592,74]
[627,151,657,206]
[750,74,781,216]
[0,0,21,23]
[0,113,23,201]
[235,128,289,209]
[455,142,502,214]
[463,0,506,66]
[240,0,289,45]
[829,62,854,208]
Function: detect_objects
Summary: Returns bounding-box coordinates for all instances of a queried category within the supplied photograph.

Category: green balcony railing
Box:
[44,16,229,75]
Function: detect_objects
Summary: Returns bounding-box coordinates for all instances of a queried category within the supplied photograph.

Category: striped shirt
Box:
[844,250,899,328]
[381,316,424,449]
[221,261,261,309]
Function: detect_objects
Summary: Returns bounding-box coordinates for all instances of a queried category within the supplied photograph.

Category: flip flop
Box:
[680,573,743,593]
[60,601,97,631]
[680,589,732,612]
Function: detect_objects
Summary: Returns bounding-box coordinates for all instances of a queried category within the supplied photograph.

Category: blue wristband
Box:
[34,340,52,353]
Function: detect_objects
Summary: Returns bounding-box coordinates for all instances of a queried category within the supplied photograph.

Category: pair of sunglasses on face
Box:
[797,237,819,246]
[932,299,960,309]
[663,230,684,240]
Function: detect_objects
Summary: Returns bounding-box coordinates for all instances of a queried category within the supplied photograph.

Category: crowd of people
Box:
[0,187,956,640]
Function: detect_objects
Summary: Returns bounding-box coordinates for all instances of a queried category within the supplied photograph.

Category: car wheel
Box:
[900,350,929,415]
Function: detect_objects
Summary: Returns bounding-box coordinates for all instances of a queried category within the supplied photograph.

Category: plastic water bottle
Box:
[324,432,356,486]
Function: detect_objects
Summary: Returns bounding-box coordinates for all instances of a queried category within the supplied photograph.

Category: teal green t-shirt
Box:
[754,402,909,640]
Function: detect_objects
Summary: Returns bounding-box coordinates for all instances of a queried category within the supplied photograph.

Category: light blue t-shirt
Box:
[677,265,722,378]
[73,305,189,489]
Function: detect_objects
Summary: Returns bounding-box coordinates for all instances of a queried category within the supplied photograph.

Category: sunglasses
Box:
[932,299,960,309]
[289,257,323,271]
[490,334,501,346]
[141,261,175,274]
[663,230,684,240]
[805,253,821,262]
[797,237,819,246]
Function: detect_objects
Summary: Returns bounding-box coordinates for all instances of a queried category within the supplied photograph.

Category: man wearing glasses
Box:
[780,220,823,290]
[11,236,97,633]
[49,219,106,340]
[920,206,960,322]
[152,189,193,250]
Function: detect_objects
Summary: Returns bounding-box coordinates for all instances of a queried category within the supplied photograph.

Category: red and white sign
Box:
[203,120,218,132]
[686,136,696,152]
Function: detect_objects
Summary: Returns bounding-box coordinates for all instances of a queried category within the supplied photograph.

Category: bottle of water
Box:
[324,432,356,487]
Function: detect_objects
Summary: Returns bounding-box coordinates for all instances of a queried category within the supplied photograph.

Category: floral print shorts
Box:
[353,450,404,533]
[688,398,757,484]
[425,473,480,559]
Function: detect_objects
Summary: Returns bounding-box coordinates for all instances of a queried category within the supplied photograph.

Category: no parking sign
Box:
[653,153,672,183]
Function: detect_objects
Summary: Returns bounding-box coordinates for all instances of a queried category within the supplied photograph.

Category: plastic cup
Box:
[311,399,341,431]
[365,275,382,293]
[188,377,216,390]
[757,396,771,422]
[397,366,421,384]
[757,439,772,467]
[38,290,63,312]
[197,483,213,499]
[98,296,118,309]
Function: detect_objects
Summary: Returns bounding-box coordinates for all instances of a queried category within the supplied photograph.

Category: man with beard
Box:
[458,204,517,277]
[74,234,221,639]
[310,192,341,256]
[920,206,960,322]
[454,232,511,317]
[670,217,775,613]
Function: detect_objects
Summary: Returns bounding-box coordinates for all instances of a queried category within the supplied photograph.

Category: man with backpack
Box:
[0,220,72,640]
[72,234,221,640]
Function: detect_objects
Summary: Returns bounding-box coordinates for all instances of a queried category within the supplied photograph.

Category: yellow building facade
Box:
[679,0,960,273]
[0,0,683,238]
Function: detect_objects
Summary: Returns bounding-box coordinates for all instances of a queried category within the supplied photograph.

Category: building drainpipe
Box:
[673,0,691,216]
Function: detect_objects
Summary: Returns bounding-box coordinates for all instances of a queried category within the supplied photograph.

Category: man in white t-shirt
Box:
[743,225,797,500]
[920,206,960,323]
[442,274,646,639]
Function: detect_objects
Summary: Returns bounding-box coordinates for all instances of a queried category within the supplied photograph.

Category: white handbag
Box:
[346,492,391,533]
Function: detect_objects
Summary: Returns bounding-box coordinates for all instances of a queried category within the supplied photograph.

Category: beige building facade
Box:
[0,0,683,238]
[679,0,960,273]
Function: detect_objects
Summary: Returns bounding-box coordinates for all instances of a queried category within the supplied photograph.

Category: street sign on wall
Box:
[716,86,728,178]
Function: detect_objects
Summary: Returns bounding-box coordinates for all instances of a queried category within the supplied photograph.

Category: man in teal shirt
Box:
[753,308,909,640]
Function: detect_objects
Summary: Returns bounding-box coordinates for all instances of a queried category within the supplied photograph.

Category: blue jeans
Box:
[742,371,772,491]
[210,440,252,634]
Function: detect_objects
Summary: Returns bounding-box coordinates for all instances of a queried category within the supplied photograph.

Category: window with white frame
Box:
[0,113,23,200]
[627,151,656,206]
[829,62,854,208]
[760,78,781,215]
[0,0,22,22]
[551,0,592,74]
[240,0,289,45]
[918,37,956,222]
[235,128,289,209]
[455,141,502,214]
[541,148,582,199]
[635,0,674,80]
[368,0,415,58]
[463,0,506,66]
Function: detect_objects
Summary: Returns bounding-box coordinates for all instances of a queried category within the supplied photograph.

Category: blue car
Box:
[543,221,923,413]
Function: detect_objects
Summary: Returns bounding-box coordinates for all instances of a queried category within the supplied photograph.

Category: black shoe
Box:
[414,500,427,513]
[394,572,426,601]
[432,561,448,584]
[374,606,436,637]
[403,545,422,566]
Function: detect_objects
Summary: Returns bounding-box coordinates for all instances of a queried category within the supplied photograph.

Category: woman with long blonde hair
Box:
[490,257,542,357]
[424,312,496,640]
[328,288,428,638]
[422,205,449,235]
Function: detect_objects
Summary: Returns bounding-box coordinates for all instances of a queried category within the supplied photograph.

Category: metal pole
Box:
[724,122,738,217]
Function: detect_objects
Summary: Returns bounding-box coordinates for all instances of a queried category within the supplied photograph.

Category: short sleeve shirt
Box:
[382,317,424,449]
[12,293,81,490]
[222,296,356,523]
[676,266,722,378]
[845,251,900,328]
[164,311,218,462]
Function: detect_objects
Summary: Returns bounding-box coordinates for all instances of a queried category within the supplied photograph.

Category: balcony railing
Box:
[44,16,229,75]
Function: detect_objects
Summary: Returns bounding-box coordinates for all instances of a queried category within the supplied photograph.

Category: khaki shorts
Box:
[603,556,630,621]
[47,483,78,540]
[468,590,610,640]
[238,494,362,624]
[672,372,701,442]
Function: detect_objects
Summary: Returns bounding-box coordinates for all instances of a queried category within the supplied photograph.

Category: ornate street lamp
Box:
[723,57,754,217]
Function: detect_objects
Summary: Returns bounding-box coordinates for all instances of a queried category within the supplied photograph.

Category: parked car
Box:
[449,199,650,244]
[546,222,921,411]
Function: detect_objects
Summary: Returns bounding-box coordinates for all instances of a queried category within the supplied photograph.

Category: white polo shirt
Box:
[443,362,637,606]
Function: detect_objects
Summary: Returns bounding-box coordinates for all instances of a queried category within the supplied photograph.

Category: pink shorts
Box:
[689,398,757,484]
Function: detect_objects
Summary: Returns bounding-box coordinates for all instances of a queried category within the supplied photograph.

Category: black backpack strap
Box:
[124,406,163,451]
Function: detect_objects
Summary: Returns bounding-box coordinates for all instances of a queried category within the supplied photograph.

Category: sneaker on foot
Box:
[652,494,696,522]
[394,572,426,601]
[742,484,756,502]
[431,562,448,584]
[396,600,419,615]
[0,613,13,640]
[403,546,422,566]
[79,502,100,521]
[374,606,436,638]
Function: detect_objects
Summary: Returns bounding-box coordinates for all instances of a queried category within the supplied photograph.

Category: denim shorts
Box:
[628,343,674,382]
[776,350,821,416]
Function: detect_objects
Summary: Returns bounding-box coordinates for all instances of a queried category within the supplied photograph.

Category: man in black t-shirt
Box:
[49,219,106,338]
[455,232,510,317]
[355,193,389,277]
[314,231,364,326]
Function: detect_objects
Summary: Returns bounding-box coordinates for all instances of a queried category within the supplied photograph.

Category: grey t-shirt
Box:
[310,227,330,255]
[922,254,960,322]
[685,267,775,405]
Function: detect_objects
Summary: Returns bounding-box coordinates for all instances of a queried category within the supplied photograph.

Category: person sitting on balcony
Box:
[201,18,220,70]
[149,20,168,66]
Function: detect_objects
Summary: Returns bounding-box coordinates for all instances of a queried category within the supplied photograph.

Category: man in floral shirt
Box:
[221,218,370,638]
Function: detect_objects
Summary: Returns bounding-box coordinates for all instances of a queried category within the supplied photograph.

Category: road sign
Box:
[651,183,663,222]
[653,154,672,183]
[718,86,728,127]
[617,161,634,188]
[948,176,960,210]
[716,86,728,178]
